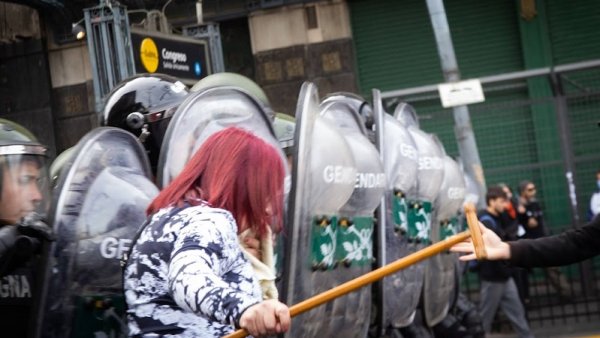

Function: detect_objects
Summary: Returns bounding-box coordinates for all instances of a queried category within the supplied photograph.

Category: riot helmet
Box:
[322,92,374,129]
[49,147,75,189]
[273,113,295,158]
[191,72,274,120]
[102,73,189,171]
[0,119,50,226]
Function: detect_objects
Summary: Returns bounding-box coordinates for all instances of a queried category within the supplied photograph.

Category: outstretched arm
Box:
[508,216,600,267]
[451,217,600,268]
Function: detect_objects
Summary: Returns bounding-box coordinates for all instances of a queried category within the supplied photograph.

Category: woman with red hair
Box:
[123,127,290,337]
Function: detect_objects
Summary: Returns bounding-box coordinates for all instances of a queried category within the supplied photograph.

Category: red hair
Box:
[147,127,285,236]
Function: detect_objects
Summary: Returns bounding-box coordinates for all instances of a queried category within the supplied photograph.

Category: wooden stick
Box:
[464,203,487,260]
[223,206,485,338]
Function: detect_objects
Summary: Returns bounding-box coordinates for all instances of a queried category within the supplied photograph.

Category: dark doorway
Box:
[220,17,255,80]
[0,14,56,158]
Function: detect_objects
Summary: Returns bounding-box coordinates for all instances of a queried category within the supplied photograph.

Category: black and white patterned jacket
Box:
[123,204,262,337]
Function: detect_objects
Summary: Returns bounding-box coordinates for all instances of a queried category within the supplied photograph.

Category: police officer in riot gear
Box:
[102,73,189,174]
[0,118,52,338]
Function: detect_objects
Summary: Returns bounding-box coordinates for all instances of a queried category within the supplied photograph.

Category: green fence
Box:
[382,59,600,331]
[382,60,600,231]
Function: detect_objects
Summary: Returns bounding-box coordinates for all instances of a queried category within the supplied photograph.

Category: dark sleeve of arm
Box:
[509,217,600,268]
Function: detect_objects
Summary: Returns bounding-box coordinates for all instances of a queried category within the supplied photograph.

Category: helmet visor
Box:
[0,152,50,225]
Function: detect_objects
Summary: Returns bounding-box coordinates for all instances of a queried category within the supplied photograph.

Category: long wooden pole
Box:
[224,204,485,338]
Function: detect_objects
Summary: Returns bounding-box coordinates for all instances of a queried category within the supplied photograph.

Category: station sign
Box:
[130,28,211,84]
[438,79,485,108]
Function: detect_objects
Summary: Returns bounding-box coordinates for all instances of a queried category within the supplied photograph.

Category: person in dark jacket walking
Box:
[476,186,534,338]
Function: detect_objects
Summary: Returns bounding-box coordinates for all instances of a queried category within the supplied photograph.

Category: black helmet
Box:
[102,73,189,171]
[0,118,50,225]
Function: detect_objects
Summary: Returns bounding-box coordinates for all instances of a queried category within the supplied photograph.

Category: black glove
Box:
[18,212,55,242]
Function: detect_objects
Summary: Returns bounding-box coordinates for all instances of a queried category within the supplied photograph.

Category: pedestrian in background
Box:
[517,181,547,240]
[518,180,569,299]
[588,170,600,221]
[499,183,529,306]
[477,186,534,338]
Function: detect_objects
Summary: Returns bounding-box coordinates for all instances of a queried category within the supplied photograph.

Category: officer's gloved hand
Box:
[18,212,54,242]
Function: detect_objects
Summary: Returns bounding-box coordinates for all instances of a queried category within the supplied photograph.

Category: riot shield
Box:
[371,89,387,336]
[463,171,481,207]
[319,99,385,338]
[322,92,374,126]
[395,128,444,328]
[49,147,74,188]
[281,82,357,338]
[36,127,159,338]
[156,86,283,189]
[372,89,423,330]
[383,112,444,328]
[424,155,466,327]
[393,102,419,129]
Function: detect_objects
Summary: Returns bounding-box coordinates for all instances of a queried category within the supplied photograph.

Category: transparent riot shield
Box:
[393,102,419,129]
[321,92,375,130]
[157,84,291,309]
[463,171,481,208]
[319,99,385,338]
[156,86,284,188]
[281,82,357,338]
[394,128,444,327]
[424,155,466,327]
[374,90,423,329]
[36,127,159,338]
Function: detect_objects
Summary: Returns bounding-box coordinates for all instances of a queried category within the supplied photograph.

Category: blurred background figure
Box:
[498,183,522,241]
[498,183,528,306]
[477,186,534,338]
[518,180,569,300]
[588,170,600,221]
[517,181,546,240]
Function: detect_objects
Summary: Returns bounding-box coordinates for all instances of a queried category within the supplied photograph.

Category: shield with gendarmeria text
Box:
[280,82,358,338]
[316,94,385,338]
[37,127,158,338]
[424,151,466,327]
